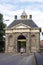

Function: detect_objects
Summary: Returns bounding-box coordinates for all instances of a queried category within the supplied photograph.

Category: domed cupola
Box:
[21,10,28,19]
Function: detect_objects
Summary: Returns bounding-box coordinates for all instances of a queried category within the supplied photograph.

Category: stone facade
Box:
[5,27,40,53]
[5,10,40,54]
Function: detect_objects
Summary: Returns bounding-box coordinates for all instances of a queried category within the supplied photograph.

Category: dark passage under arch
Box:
[17,35,26,53]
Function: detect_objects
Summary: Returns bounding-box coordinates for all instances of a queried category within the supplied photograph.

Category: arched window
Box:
[8,35,13,46]
[31,35,36,52]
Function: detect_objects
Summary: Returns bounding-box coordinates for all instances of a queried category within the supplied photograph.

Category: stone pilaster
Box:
[13,33,16,53]
[5,34,8,53]
[26,33,30,54]
[14,33,20,53]
[36,33,40,52]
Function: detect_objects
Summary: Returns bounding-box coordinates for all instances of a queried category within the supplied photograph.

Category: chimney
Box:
[15,15,17,20]
[29,15,32,20]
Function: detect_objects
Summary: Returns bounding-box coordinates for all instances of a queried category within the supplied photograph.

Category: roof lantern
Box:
[21,10,28,19]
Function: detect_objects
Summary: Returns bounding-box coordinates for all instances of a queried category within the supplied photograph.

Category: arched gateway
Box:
[17,35,26,53]
[5,10,40,54]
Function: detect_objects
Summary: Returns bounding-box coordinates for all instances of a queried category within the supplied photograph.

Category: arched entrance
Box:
[17,35,26,53]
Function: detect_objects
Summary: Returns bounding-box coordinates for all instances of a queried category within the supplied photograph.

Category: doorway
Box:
[17,35,26,53]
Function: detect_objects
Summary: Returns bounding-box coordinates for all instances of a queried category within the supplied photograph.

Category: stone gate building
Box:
[5,10,40,53]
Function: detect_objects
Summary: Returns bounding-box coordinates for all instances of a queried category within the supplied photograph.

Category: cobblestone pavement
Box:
[0,53,36,65]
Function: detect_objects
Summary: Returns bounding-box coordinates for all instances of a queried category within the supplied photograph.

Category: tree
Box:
[0,13,6,52]
[42,32,43,35]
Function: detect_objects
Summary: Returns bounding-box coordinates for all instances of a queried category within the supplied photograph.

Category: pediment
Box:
[11,23,31,29]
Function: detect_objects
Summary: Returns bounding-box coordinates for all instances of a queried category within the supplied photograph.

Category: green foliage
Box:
[40,48,43,52]
[42,32,43,35]
[0,13,3,21]
[20,41,26,48]
[0,13,6,52]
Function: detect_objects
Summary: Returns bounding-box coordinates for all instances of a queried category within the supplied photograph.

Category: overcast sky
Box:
[0,0,43,40]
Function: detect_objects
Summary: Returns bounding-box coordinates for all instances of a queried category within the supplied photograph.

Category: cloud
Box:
[3,8,43,29]
[0,3,17,18]
[0,0,43,4]
[0,0,43,40]
[19,0,43,2]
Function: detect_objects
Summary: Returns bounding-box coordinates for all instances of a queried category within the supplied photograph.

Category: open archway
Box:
[17,35,26,53]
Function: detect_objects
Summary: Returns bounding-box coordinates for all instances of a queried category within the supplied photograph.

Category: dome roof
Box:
[21,10,27,16]
[21,10,28,19]
[22,11,27,16]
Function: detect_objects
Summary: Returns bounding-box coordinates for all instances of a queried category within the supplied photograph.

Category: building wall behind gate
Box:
[5,32,40,53]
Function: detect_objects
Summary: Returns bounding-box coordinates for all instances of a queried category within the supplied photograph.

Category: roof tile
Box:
[8,19,38,28]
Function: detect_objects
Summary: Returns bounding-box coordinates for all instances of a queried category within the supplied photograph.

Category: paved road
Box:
[34,52,43,65]
[0,53,36,65]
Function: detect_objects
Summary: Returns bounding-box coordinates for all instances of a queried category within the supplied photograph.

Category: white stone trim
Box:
[5,29,40,33]
[31,30,40,32]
